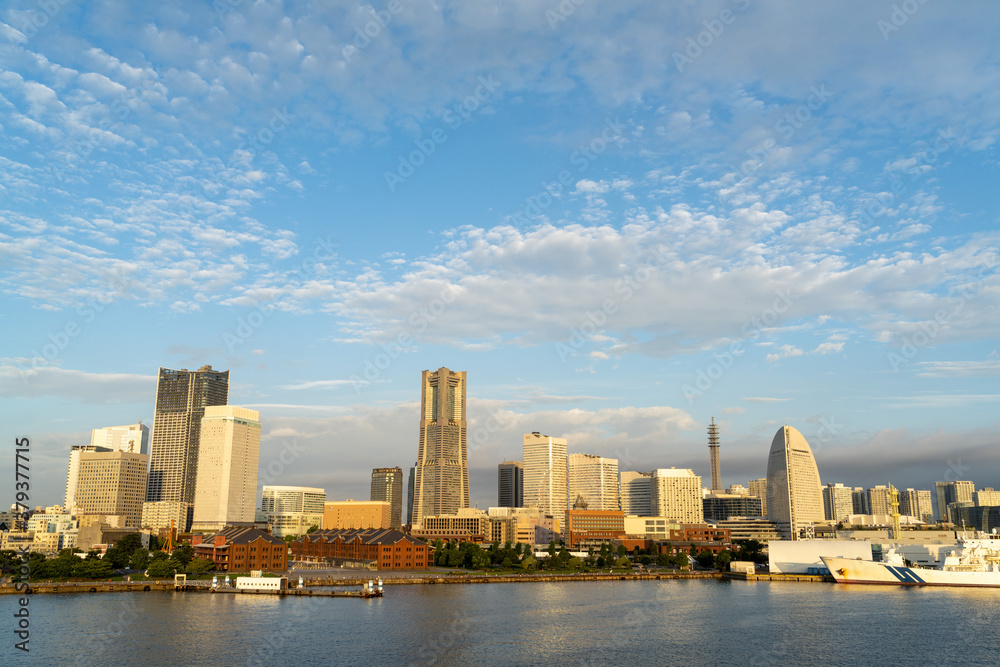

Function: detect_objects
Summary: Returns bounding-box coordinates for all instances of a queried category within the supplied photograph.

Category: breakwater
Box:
[2,571,722,594]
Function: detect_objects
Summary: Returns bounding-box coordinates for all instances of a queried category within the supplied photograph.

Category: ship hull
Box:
[821,556,1000,587]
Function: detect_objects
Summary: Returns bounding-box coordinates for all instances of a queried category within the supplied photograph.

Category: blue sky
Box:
[2,0,999,510]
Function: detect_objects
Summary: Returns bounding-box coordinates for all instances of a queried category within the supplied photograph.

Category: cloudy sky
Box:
[2,0,998,511]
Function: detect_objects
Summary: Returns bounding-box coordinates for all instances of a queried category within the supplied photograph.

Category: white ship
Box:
[822,538,1000,587]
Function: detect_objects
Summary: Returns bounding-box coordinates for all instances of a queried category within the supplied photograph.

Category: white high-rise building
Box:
[567,454,619,511]
[650,468,703,523]
[191,406,261,533]
[620,471,652,516]
[974,488,1000,507]
[823,483,854,522]
[523,432,568,528]
[766,425,824,540]
[90,422,150,455]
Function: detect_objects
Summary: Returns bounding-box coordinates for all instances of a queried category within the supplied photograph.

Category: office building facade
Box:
[261,485,326,538]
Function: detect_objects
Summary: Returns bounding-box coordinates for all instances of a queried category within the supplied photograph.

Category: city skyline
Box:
[2,2,999,511]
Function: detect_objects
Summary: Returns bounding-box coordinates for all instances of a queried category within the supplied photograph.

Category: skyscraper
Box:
[935,480,975,522]
[498,460,523,508]
[567,453,619,511]
[620,471,652,515]
[411,367,468,526]
[766,425,824,540]
[523,432,568,528]
[900,488,934,523]
[650,468,703,523]
[851,487,869,515]
[407,465,415,525]
[867,485,893,515]
[823,483,854,522]
[748,477,767,516]
[75,450,149,527]
[146,365,229,506]
[371,467,404,529]
[191,406,261,532]
[708,417,721,492]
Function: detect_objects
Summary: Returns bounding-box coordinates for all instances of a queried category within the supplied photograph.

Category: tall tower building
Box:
[411,367,468,526]
[822,483,854,522]
[620,471,652,516]
[567,454,619,511]
[371,467,404,529]
[708,417,721,492]
[498,461,524,508]
[523,432,568,528]
[75,451,149,527]
[146,365,229,506]
[851,487,869,515]
[191,406,260,532]
[650,468,703,523]
[766,425,824,540]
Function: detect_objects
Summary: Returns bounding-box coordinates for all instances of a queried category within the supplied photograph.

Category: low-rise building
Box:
[716,517,782,542]
[564,509,625,548]
[191,526,288,572]
[291,528,431,570]
[323,500,392,530]
[411,508,516,544]
[655,523,732,556]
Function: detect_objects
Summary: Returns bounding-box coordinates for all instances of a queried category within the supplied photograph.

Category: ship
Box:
[822,538,1000,587]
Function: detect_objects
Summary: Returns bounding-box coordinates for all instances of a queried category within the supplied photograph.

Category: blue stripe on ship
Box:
[885,566,925,583]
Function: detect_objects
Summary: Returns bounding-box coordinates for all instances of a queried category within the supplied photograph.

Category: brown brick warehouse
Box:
[191,526,287,572]
[291,529,432,570]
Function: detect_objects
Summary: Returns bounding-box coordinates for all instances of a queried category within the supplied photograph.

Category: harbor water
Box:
[9,578,1000,665]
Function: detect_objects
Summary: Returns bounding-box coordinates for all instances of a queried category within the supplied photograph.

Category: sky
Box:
[2,0,999,512]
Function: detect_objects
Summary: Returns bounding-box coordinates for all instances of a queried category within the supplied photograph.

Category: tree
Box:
[186,557,215,575]
[548,541,557,558]
[172,544,195,567]
[306,524,319,534]
[617,544,627,558]
[74,557,113,579]
[715,550,733,570]
[149,550,168,562]
[501,557,514,569]
[146,558,182,578]
[130,548,150,571]
[656,552,672,567]
[696,549,715,569]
